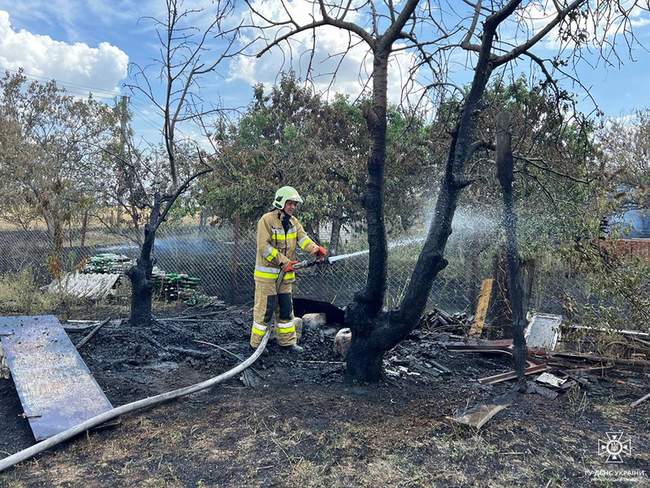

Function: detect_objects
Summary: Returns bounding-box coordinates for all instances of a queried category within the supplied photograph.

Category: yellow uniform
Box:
[250,210,319,347]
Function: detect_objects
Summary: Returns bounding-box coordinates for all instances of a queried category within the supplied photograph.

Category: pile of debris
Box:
[437,309,650,428]
[82,253,201,302]
[151,269,200,302]
[419,308,472,334]
[83,253,133,274]
[46,253,203,303]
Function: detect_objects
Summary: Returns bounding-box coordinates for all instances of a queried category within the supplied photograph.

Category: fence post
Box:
[229,214,240,303]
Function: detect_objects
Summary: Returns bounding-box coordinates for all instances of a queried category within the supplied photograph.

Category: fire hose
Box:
[0,330,270,473]
[1,259,338,472]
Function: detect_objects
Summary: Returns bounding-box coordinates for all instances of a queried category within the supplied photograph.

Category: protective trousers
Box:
[250,280,296,347]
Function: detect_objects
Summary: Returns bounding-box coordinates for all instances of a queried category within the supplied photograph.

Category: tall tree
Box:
[247,0,649,382]
[0,70,114,278]
[202,72,432,248]
[114,0,240,326]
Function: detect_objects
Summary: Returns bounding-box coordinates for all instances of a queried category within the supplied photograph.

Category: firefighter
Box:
[250,186,328,352]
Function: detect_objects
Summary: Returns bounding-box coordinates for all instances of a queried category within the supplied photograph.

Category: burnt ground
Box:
[0,303,649,487]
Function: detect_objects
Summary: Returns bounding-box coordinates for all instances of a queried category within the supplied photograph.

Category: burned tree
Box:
[110,0,241,325]
[247,0,648,382]
[495,111,527,389]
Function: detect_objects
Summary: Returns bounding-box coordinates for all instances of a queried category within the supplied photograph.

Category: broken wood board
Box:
[449,394,513,430]
[0,315,114,440]
[478,363,548,385]
[469,279,494,338]
[525,313,562,351]
[46,272,121,300]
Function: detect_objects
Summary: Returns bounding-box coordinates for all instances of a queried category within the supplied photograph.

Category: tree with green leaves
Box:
[0,70,115,278]
[202,72,433,252]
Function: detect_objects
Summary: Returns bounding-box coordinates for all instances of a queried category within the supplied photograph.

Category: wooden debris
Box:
[630,392,650,408]
[75,318,112,350]
[449,395,512,430]
[469,279,494,338]
[478,364,547,385]
[427,358,451,374]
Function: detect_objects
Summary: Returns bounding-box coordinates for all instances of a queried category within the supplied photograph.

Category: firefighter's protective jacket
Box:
[254,210,319,283]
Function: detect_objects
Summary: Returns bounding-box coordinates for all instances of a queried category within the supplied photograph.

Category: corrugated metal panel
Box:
[46,273,121,299]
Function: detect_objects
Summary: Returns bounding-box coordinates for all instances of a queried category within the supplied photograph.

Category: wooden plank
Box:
[478,363,548,385]
[0,315,113,441]
[469,279,494,338]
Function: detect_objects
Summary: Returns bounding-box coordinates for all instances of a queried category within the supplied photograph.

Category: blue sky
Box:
[1,0,649,145]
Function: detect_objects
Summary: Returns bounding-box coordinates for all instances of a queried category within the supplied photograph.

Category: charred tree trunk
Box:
[344,50,390,383]
[360,50,389,316]
[344,4,514,383]
[125,169,212,327]
[127,195,161,326]
[495,111,527,390]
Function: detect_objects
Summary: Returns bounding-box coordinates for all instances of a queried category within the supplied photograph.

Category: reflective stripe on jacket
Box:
[254,210,319,282]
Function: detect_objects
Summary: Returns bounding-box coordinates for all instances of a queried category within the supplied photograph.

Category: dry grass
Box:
[0,270,64,315]
[1,382,648,487]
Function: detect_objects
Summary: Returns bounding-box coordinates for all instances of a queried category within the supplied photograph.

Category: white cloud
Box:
[0,10,128,97]
[229,0,429,110]
[510,0,650,51]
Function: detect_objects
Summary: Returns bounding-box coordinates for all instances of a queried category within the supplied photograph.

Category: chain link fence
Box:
[0,214,586,319]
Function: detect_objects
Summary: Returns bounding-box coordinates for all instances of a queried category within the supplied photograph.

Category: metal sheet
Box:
[525,313,562,351]
[0,315,113,441]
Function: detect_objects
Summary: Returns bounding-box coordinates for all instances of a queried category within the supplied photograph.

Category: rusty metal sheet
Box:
[478,363,548,385]
[0,315,113,441]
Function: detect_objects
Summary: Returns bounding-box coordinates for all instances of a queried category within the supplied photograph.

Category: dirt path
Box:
[1,305,648,487]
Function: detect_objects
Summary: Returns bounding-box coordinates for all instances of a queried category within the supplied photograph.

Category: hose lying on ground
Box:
[0,331,270,473]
